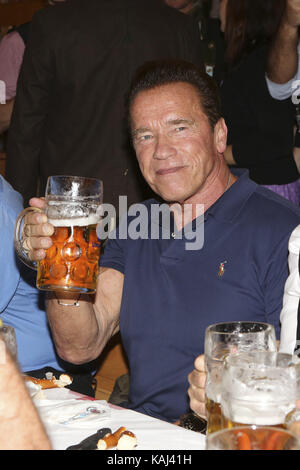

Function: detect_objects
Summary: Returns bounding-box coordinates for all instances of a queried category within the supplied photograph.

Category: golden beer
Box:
[37,218,101,293]
[206,396,223,434]
[221,411,286,430]
[220,351,299,435]
[206,426,300,450]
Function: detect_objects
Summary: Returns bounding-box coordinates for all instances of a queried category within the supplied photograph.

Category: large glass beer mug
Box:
[204,321,277,435]
[15,175,103,293]
[220,351,300,430]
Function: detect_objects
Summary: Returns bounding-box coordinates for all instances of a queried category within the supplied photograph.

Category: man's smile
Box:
[155,165,186,176]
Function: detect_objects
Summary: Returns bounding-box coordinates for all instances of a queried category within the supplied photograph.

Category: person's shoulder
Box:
[0,176,23,219]
[131,0,198,27]
[31,0,78,26]
[248,185,300,229]
[0,29,25,58]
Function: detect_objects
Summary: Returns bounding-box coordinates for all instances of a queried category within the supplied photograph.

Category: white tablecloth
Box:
[33,389,206,451]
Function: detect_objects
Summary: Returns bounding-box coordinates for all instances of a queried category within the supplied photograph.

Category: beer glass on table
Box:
[220,351,300,430]
[206,426,300,450]
[14,175,103,294]
[204,321,277,435]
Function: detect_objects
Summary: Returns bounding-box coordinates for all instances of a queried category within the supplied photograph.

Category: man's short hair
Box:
[128,59,222,131]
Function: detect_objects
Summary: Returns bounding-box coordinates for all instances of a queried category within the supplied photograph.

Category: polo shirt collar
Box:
[149,169,257,228]
[206,169,258,224]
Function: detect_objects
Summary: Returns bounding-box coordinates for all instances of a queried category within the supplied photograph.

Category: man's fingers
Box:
[188,369,206,389]
[29,197,46,210]
[188,385,207,418]
[194,354,206,372]
[188,360,207,419]
[20,204,54,260]
[24,222,54,238]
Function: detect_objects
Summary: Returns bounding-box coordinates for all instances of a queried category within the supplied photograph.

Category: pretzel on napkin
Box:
[97,427,137,450]
[24,373,73,389]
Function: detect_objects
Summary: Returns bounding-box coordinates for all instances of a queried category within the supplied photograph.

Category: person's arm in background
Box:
[6,11,54,205]
[0,338,51,449]
[0,31,25,133]
[266,0,300,100]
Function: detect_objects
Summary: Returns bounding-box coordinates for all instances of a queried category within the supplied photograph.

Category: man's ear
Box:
[214,118,228,154]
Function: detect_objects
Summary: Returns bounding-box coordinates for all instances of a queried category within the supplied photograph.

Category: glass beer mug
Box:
[14,175,103,294]
[204,321,277,435]
[220,351,300,430]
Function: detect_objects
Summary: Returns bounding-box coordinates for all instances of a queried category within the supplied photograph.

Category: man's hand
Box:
[284,0,300,28]
[22,198,54,262]
[187,354,207,419]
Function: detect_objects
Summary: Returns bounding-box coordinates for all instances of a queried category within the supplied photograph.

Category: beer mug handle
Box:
[14,207,43,270]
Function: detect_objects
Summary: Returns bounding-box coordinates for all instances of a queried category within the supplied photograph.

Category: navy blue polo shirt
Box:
[100,170,300,423]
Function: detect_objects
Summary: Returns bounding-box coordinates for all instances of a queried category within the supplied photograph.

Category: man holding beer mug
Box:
[19,60,300,423]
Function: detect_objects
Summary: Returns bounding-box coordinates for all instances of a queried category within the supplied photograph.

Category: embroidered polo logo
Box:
[218,261,227,278]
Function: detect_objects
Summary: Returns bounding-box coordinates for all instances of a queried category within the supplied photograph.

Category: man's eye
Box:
[140,134,152,141]
[175,126,186,132]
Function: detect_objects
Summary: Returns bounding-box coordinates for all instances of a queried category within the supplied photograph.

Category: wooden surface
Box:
[0,0,46,27]
[94,333,129,401]
[0,152,6,176]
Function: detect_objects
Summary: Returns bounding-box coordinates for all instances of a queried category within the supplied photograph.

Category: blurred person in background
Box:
[165,0,225,81]
[265,0,300,177]
[5,0,203,208]
[266,0,300,99]
[0,0,66,134]
[219,0,300,205]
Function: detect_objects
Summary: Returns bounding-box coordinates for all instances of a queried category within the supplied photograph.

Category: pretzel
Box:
[25,376,59,389]
[116,430,137,450]
[24,373,73,389]
[97,427,127,450]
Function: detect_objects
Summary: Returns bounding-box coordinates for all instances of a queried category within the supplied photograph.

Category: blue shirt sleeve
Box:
[99,216,128,274]
[0,176,23,312]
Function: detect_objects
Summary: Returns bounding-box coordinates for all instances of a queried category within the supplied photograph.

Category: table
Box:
[33,388,206,451]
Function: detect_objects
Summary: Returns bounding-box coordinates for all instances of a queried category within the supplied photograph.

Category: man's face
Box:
[130,82,227,205]
[164,0,194,11]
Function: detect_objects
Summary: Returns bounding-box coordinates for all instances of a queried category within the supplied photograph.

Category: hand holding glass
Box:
[14,175,103,293]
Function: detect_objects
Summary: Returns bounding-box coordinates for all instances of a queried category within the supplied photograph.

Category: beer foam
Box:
[48,215,99,227]
[206,388,221,405]
[224,398,294,426]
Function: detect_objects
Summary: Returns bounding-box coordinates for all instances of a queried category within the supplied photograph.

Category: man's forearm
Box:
[0,338,51,449]
[46,291,118,364]
[267,18,299,83]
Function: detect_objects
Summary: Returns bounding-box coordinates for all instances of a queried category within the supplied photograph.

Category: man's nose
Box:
[153,134,176,160]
